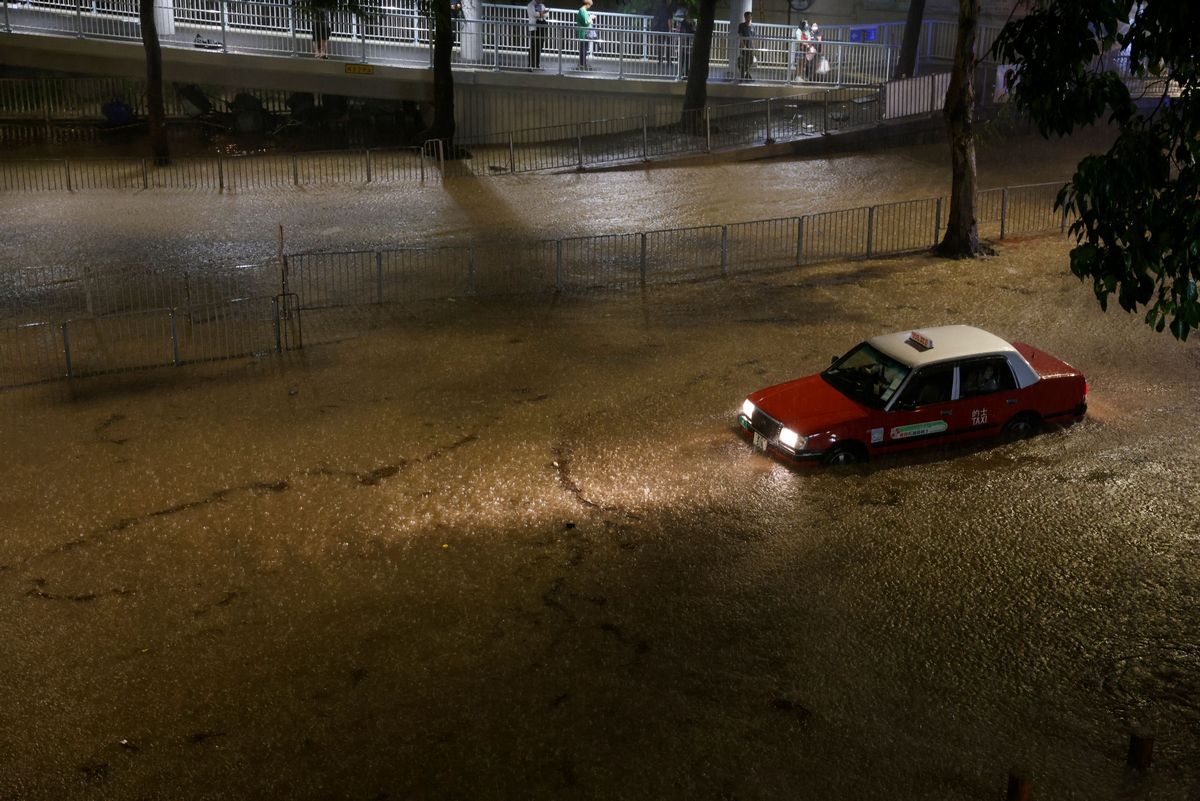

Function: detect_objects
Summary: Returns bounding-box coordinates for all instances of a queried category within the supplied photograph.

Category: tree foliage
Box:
[994,1,1200,340]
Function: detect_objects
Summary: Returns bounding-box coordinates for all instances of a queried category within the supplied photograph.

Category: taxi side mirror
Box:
[830,355,838,366]
[893,399,916,412]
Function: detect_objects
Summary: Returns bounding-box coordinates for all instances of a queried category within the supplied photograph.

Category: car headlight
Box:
[741,399,756,418]
[779,427,806,450]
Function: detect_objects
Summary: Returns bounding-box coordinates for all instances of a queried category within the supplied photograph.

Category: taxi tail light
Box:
[1083,380,1089,396]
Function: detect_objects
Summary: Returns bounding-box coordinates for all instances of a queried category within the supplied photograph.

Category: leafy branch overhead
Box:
[994,1,1200,340]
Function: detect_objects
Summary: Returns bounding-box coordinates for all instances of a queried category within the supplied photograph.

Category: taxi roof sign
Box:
[906,331,934,350]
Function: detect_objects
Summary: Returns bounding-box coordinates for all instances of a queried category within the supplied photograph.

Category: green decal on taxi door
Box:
[889,420,948,440]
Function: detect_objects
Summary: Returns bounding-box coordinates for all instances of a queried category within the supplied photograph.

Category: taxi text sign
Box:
[345,64,375,75]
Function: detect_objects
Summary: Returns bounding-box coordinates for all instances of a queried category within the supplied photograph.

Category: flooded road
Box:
[0,123,1114,278]
[3,126,1200,800]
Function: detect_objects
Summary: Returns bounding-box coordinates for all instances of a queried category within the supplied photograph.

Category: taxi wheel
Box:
[822,444,864,466]
[1002,413,1041,442]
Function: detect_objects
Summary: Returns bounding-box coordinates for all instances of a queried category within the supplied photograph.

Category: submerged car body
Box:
[739,325,1088,465]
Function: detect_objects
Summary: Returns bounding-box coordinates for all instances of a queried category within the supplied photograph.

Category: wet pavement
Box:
[2,126,1199,800]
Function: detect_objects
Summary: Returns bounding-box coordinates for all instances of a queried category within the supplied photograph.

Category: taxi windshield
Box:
[822,343,911,409]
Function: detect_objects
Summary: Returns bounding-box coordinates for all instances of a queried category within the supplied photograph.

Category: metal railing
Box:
[0,180,1067,389]
[1,86,894,191]
[3,0,902,85]
[4,0,1012,68]
[0,145,432,191]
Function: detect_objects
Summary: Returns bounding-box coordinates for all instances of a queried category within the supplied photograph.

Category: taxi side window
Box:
[899,364,954,407]
[959,357,1016,398]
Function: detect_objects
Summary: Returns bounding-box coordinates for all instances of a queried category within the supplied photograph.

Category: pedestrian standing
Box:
[652,0,672,65]
[450,0,463,46]
[794,19,815,81]
[311,6,332,59]
[527,0,548,69]
[736,11,754,81]
[677,9,695,79]
[576,0,595,71]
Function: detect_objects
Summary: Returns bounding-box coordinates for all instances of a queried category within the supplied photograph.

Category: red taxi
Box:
[739,325,1088,465]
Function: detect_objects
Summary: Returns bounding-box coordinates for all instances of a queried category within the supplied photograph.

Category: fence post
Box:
[184,271,193,324]
[375,250,384,303]
[933,197,942,245]
[554,239,563,292]
[720,225,728,277]
[823,91,830,133]
[4,0,10,34]
[468,246,477,295]
[61,321,73,379]
[576,124,584,170]
[866,206,875,257]
[217,154,224,191]
[639,233,647,287]
[272,296,282,352]
[642,115,648,162]
[704,106,711,153]
[220,0,228,50]
[999,187,1008,239]
[64,159,72,192]
[40,76,51,140]
[365,149,373,183]
[765,98,773,144]
[508,131,515,174]
[75,0,82,36]
[169,308,181,365]
[795,215,805,264]
[287,0,296,55]
[437,138,444,175]
[292,154,299,186]
[141,158,149,190]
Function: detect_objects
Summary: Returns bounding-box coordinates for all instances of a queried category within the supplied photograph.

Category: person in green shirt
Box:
[576,0,595,70]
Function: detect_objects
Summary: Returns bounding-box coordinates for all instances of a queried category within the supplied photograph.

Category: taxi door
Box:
[956,356,1018,441]
[877,363,965,453]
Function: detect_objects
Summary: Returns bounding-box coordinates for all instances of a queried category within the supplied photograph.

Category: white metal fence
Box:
[2,0,902,85]
[0,86,896,191]
[0,180,1067,389]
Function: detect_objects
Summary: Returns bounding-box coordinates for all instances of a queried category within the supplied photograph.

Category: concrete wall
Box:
[1,31,796,141]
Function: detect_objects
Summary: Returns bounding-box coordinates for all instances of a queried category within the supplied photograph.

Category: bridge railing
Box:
[2,0,900,85]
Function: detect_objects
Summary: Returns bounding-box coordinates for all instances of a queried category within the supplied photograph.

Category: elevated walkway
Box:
[1,1,898,137]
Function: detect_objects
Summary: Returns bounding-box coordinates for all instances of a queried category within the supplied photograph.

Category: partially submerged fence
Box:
[0,87,888,191]
[1,180,1066,389]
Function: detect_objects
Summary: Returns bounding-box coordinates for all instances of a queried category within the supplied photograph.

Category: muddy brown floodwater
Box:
[2,126,1200,801]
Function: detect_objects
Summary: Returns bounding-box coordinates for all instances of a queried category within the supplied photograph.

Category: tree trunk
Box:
[894,0,926,79]
[139,0,170,165]
[680,0,716,132]
[936,0,990,258]
[423,0,457,146]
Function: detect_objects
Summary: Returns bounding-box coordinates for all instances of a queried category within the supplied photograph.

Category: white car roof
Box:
[868,325,1018,368]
